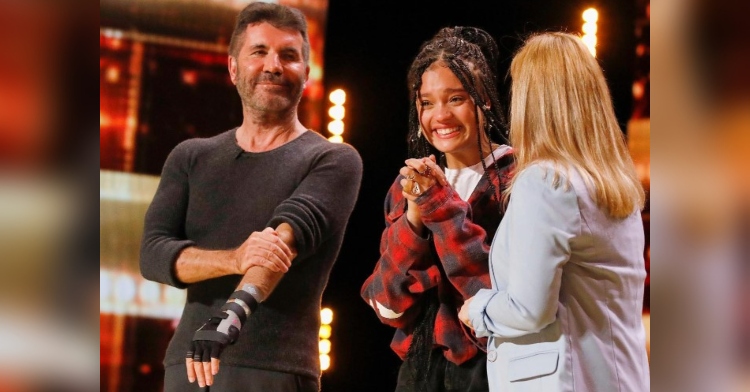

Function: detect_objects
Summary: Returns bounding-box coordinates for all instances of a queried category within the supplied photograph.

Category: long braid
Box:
[474,107,502,214]
[445,57,505,215]
[404,289,439,390]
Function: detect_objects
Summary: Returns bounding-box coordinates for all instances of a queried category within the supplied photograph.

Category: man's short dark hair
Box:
[228,2,310,63]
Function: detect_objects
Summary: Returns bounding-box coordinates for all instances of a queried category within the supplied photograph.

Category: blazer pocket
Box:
[508,350,559,382]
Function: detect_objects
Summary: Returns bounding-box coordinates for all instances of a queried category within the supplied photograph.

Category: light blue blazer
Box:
[468,163,649,391]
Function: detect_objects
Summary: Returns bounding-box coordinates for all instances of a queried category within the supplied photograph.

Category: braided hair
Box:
[403,27,509,390]
[407,26,508,214]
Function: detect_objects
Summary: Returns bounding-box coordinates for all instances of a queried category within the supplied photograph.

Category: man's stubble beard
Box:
[236,69,305,115]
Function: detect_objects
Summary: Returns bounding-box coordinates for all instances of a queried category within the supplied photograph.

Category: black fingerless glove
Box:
[187,289,259,362]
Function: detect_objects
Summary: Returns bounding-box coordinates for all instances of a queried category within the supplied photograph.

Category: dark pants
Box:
[395,351,489,392]
[164,364,319,392]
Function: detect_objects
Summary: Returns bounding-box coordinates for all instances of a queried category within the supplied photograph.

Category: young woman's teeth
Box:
[436,127,458,135]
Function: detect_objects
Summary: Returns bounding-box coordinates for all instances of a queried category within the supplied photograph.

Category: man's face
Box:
[229,22,309,114]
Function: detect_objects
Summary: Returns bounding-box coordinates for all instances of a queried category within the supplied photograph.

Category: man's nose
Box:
[263,54,282,74]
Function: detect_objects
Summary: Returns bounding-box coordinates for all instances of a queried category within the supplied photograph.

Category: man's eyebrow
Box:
[249,43,269,51]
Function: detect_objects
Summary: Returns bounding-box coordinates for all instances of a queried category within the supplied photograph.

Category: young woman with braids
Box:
[361,26,514,391]
[458,32,649,391]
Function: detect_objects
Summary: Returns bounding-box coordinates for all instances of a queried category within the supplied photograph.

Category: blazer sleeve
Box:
[469,165,580,338]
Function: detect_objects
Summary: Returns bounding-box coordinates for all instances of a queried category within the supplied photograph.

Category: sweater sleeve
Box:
[469,165,579,338]
[266,143,362,262]
[417,184,492,300]
[361,177,441,329]
[139,142,196,289]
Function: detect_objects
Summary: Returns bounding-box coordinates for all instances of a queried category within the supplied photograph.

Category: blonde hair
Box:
[506,32,645,218]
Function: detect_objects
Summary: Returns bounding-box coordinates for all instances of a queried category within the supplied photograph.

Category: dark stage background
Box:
[320,1,636,390]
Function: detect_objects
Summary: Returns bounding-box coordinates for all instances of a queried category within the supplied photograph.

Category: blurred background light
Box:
[329,89,346,105]
[321,307,333,325]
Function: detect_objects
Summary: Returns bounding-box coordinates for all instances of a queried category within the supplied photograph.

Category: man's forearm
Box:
[175,222,296,287]
[185,224,294,387]
[174,247,238,284]
[236,222,297,299]
[237,267,283,301]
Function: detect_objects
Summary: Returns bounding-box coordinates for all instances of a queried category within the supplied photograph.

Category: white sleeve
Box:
[469,165,580,338]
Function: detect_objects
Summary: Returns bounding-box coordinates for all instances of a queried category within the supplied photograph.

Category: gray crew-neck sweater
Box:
[140,128,363,379]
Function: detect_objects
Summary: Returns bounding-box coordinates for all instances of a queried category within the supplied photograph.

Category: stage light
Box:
[319,307,334,372]
[164,285,187,305]
[632,80,645,100]
[582,7,599,57]
[100,270,112,301]
[582,8,599,23]
[582,34,597,48]
[139,280,161,304]
[321,308,333,325]
[100,112,111,127]
[329,89,346,105]
[320,354,331,371]
[328,105,345,121]
[106,66,120,83]
[114,273,136,303]
[319,339,331,354]
[327,120,344,136]
[319,325,331,339]
[582,22,597,35]
[327,89,347,142]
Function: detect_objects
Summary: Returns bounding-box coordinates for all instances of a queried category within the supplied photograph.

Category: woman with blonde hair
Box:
[458,32,649,391]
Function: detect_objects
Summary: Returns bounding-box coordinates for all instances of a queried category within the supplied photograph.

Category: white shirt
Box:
[444,145,512,201]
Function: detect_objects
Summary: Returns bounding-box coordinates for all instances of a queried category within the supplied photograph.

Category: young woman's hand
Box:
[400,155,448,198]
[398,155,448,236]
[458,296,475,331]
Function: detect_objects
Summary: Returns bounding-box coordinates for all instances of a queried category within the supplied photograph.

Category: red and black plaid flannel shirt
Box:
[361,152,514,365]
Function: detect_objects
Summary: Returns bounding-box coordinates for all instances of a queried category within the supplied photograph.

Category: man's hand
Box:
[185,311,238,387]
[185,288,258,387]
[233,227,294,274]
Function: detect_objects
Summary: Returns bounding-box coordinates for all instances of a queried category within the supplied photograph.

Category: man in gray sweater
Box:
[139,3,362,391]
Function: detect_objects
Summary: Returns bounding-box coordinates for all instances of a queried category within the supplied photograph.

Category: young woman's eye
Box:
[420,100,432,107]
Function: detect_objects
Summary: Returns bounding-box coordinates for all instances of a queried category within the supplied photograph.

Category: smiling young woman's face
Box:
[417,62,485,168]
